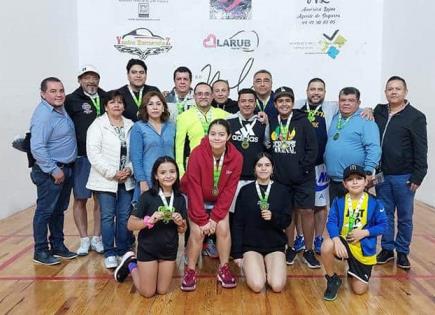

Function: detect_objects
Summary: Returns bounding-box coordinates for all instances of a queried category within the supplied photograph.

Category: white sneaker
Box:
[104,256,118,269]
[77,237,90,256]
[91,236,104,254]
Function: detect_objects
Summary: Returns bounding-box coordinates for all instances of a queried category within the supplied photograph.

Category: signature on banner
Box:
[197,57,254,91]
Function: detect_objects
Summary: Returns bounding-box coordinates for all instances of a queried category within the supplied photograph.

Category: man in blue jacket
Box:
[321,164,387,301]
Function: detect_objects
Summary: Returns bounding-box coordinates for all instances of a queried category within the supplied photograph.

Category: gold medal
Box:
[241,139,249,149]
[212,186,219,196]
[259,201,269,211]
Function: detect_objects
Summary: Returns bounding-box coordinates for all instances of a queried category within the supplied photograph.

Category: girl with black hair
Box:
[114,156,187,298]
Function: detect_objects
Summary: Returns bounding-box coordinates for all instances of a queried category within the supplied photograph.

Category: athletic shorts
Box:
[229,180,254,213]
[243,247,285,257]
[72,156,92,199]
[287,175,315,209]
[336,237,373,284]
[314,164,329,207]
[136,241,178,262]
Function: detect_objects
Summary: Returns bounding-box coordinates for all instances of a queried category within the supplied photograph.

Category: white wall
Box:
[0,1,78,219]
[382,0,435,206]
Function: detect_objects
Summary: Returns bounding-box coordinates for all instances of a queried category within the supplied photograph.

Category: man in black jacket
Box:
[211,80,239,114]
[374,76,428,270]
[65,65,106,256]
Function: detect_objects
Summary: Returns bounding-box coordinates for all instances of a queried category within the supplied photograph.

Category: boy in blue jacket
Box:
[321,164,387,301]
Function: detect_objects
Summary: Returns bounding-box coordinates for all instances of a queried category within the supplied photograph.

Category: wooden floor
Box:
[0,201,434,315]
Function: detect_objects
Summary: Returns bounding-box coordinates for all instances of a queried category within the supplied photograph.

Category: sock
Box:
[128,261,137,273]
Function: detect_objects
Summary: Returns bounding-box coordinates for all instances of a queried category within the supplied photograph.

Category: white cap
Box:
[78,65,100,78]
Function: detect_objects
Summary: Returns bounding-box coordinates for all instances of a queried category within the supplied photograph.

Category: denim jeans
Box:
[30,164,73,253]
[97,185,132,257]
[376,174,415,254]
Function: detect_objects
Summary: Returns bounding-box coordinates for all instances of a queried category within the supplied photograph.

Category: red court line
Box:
[0,243,34,272]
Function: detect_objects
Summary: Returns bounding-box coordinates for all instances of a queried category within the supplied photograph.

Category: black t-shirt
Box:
[132,190,187,251]
[301,103,327,165]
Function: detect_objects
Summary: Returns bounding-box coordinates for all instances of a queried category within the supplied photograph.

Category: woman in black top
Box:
[232,152,292,293]
[114,156,187,298]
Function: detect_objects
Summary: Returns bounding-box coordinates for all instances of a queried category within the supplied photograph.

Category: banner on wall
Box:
[77,0,383,105]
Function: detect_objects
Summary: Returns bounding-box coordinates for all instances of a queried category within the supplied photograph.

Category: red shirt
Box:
[181,137,242,226]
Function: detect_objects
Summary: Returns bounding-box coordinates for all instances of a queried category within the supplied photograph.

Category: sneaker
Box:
[397,252,411,270]
[303,249,321,269]
[286,247,297,265]
[217,263,237,288]
[33,251,61,265]
[77,237,90,256]
[203,238,219,258]
[104,256,118,269]
[376,249,395,264]
[114,251,136,282]
[181,268,197,291]
[51,245,78,260]
[294,235,306,252]
[314,236,324,255]
[323,273,342,301]
[90,236,104,254]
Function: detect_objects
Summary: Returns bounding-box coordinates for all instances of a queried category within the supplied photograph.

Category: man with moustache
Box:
[166,66,195,122]
[65,65,106,256]
[118,58,160,122]
[30,77,78,265]
[211,80,239,114]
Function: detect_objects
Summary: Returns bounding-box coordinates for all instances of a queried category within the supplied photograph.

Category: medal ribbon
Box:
[256,95,270,112]
[213,152,225,193]
[346,193,365,232]
[306,103,321,122]
[158,189,175,223]
[89,95,101,116]
[238,115,257,142]
[128,86,144,108]
[175,92,190,114]
[196,106,213,135]
[255,180,272,205]
[278,113,293,141]
[336,113,351,131]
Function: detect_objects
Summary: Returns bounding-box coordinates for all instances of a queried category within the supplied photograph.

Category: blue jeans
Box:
[97,185,132,257]
[30,164,73,253]
[376,174,415,254]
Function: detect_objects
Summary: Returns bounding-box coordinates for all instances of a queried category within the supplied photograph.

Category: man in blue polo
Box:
[30,77,78,265]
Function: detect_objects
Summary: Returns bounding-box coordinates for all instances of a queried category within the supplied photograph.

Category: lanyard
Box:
[128,86,144,108]
[196,106,213,135]
[278,113,293,141]
[212,152,225,196]
[158,189,175,223]
[256,95,270,112]
[255,180,272,210]
[333,113,351,140]
[306,103,321,122]
[346,193,365,232]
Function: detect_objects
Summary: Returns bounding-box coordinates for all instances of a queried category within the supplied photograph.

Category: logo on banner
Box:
[320,29,347,59]
[138,1,150,18]
[114,28,172,60]
[203,31,259,52]
[210,0,252,20]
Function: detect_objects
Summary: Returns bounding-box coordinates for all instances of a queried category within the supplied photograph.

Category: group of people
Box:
[28,58,428,301]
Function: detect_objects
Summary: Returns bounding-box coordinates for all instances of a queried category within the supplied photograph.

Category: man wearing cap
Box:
[324,87,381,205]
[252,69,277,119]
[165,66,195,122]
[211,80,239,114]
[65,66,106,256]
[266,86,319,268]
[30,77,78,265]
[118,58,160,122]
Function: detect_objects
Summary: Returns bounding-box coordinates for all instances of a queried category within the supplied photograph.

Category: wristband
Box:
[143,216,154,229]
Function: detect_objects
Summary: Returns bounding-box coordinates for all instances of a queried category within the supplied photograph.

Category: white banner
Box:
[77,0,383,105]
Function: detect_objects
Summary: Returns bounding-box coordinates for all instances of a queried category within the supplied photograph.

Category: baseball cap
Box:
[78,65,100,78]
[343,164,366,180]
[274,86,294,102]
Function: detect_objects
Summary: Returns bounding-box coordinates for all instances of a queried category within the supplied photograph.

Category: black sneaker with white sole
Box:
[286,247,297,265]
[51,245,78,260]
[323,273,342,301]
[303,249,321,269]
[396,252,411,270]
[114,251,136,283]
[376,249,394,264]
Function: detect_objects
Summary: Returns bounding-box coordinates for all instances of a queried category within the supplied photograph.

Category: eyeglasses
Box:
[195,92,211,97]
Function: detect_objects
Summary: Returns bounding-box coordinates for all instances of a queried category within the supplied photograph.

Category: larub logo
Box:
[203,30,259,52]
[114,28,172,60]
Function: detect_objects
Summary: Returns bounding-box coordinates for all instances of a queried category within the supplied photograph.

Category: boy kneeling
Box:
[321,164,387,301]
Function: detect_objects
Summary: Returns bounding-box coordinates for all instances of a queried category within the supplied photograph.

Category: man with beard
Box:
[65,65,106,256]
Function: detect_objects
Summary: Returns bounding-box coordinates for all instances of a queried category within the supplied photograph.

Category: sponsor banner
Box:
[77,0,382,106]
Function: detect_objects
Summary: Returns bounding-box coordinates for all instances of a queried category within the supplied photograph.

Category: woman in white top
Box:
[87,90,135,269]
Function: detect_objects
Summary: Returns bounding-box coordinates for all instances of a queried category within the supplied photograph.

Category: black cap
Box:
[343,164,366,180]
[274,86,294,102]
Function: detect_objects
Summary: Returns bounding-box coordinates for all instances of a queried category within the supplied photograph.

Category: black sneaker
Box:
[114,251,136,283]
[376,249,394,264]
[396,252,411,270]
[33,251,61,265]
[286,247,297,265]
[51,245,78,260]
[303,249,321,269]
[323,273,342,301]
